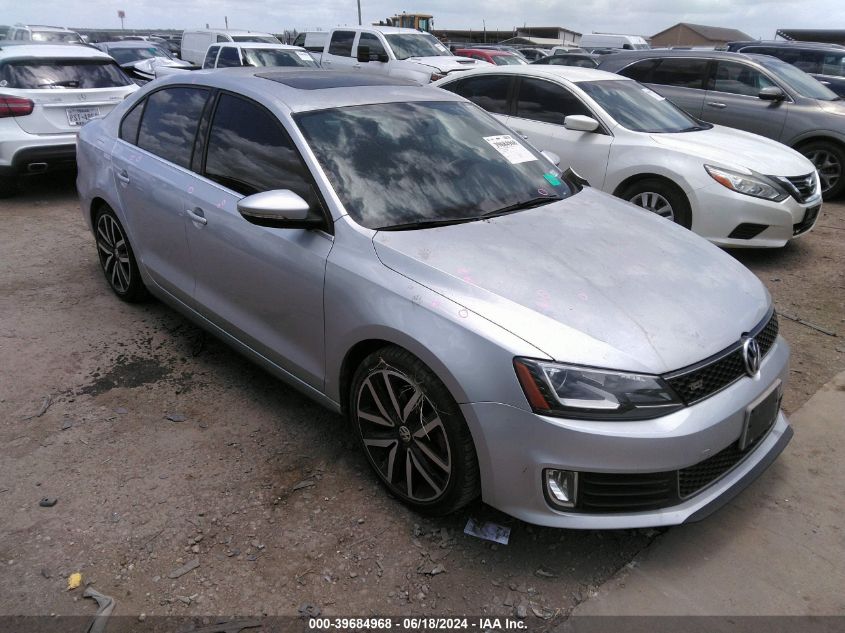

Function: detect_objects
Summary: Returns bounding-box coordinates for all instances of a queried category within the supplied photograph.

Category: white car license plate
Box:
[66,106,101,126]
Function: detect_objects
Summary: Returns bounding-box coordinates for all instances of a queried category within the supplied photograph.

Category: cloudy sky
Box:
[1,0,840,39]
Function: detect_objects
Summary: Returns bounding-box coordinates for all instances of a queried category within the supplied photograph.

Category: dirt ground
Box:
[1,173,843,629]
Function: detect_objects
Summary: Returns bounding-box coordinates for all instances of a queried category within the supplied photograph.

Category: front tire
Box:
[621,178,692,229]
[93,205,149,302]
[798,140,844,200]
[349,346,480,516]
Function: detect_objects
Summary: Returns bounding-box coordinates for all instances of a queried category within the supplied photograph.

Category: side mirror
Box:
[237,190,322,229]
[357,45,371,63]
[563,115,600,132]
[540,150,561,166]
[758,86,785,102]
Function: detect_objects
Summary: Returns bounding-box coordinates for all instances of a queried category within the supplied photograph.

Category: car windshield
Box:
[242,48,317,68]
[493,54,527,66]
[32,31,81,43]
[384,33,450,59]
[754,56,839,100]
[295,101,574,230]
[108,46,172,64]
[580,79,709,133]
[231,35,279,44]
[0,59,133,88]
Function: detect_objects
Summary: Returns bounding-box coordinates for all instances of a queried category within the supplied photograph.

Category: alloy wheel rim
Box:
[96,215,131,293]
[630,191,675,222]
[805,149,841,194]
[356,369,452,502]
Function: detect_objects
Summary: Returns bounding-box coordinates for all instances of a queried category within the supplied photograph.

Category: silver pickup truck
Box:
[302,26,489,84]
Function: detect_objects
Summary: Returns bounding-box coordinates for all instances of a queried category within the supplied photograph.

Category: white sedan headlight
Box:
[705,165,789,202]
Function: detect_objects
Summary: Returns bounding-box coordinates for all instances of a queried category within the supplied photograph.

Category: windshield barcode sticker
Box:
[296,52,313,61]
[483,135,537,164]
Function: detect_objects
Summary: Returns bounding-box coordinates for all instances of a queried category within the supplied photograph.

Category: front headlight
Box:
[514,358,683,420]
[705,165,788,202]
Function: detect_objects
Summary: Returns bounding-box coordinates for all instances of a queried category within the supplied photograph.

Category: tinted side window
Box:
[778,49,822,74]
[328,31,355,57]
[120,100,144,144]
[204,94,322,212]
[618,58,659,82]
[652,58,707,89]
[137,87,209,168]
[216,35,229,43]
[358,32,386,58]
[822,53,845,77]
[708,61,775,96]
[444,75,511,115]
[292,33,306,47]
[216,47,241,67]
[203,45,220,68]
[516,77,590,125]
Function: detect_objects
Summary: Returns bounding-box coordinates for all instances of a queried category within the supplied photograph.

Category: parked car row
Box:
[76,68,794,529]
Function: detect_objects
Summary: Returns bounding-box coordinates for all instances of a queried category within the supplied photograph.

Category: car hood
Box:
[649,125,814,177]
[405,55,488,72]
[372,188,770,374]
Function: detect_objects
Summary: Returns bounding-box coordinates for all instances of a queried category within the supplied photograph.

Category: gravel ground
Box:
[1,173,842,629]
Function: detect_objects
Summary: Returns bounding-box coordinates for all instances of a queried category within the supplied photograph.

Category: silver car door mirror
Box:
[541,150,561,166]
[237,190,321,229]
[758,86,785,102]
[563,114,600,132]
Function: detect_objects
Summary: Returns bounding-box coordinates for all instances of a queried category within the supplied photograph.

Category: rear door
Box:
[702,59,788,140]
[321,30,357,70]
[0,57,135,134]
[111,85,210,303]
[508,76,613,188]
[440,73,514,123]
[643,57,708,117]
[182,92,332,388]
[215,46,242,68]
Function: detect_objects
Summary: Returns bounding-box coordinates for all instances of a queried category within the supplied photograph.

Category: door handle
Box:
[186,208,207,225]
[116,169,130,184]
[707,102,727,109]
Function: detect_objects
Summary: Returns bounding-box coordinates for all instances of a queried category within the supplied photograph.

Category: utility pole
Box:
[357,0,362,25]
[483,19,486,43]
[225,16,229,29]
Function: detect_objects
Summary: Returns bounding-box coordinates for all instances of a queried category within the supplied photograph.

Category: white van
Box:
[292,31,328,53]
[180,29,280,65]
[579,33,650,51]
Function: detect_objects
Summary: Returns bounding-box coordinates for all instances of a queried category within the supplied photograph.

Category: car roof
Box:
[185,28,275,36]
[0,41,111,59]
[597,49,762,70]
[98,40,168,48]
[218,42,302,50]
[440,64,627,84]
[14,24,74,32]
[150,69,461,113]
[456,48,515,55]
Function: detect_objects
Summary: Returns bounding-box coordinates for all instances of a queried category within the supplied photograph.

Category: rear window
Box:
[31,31,81,43]
[0,59,133,89]
[231,35,279,44]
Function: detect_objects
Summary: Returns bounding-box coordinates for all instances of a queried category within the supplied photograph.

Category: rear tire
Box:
[0,176,18,198]
[349,345,480,516]
[93,205,149,303]
[621,178,692,229]
[797,140,844,200]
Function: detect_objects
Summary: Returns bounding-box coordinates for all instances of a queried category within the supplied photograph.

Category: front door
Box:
[182,92,332,389]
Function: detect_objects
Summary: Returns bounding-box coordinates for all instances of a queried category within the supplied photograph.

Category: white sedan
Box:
[435,66,822,248]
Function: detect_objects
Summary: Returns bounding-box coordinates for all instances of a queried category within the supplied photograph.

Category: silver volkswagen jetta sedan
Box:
[76,69,792,528]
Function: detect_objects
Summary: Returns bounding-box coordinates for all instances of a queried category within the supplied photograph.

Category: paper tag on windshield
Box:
[483,135,537,164]
[641,87,666,101]
[435,43,448,53]
[296,51,313,61]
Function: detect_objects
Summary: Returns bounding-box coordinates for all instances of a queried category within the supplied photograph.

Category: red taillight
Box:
[0,95,34,118]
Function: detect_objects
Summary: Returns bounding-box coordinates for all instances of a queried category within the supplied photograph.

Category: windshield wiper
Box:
[375,216,481,231]
[481,195,561,219]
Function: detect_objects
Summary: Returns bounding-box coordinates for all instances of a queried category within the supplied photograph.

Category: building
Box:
[432,25,580,47]
[650,22,753,48]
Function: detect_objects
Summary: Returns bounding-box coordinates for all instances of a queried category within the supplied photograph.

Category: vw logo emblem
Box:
[398,426,411,443]
[742,336,762,377]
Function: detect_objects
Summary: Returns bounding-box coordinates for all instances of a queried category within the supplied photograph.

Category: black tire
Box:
[620,178,692,229]
[93,204,149,303]
[349,345,480,516]
[797,140,845,200]
[0,176,18,199]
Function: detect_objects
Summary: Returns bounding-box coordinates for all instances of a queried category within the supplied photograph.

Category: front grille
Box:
[728,223,768,240]
[783,173,817,203]
[579,471,676,513]
[665,311,778,405]
[577,422,775,513]
[793,205,820,236]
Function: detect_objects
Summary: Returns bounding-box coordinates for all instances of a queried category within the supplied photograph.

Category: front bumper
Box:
[689,180,821,248]
[462,336,791,529]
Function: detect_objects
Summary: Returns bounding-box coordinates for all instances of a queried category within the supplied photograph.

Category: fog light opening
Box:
[544,469,578,509]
